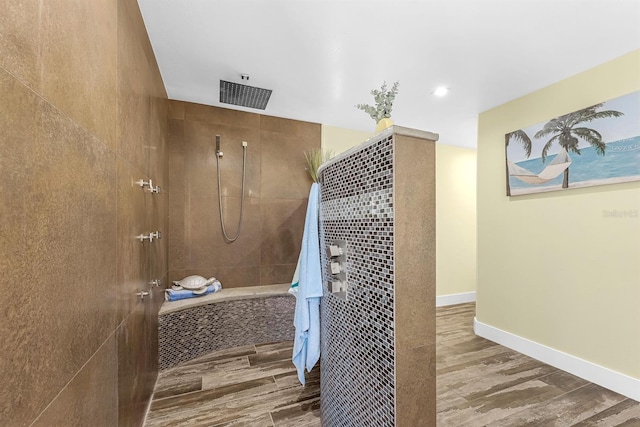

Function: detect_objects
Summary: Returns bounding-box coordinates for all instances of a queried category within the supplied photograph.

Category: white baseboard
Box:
[474,318,640,402]
[436,291,476,307]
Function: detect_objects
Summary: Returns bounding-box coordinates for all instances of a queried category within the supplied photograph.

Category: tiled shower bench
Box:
[158,283,295,370]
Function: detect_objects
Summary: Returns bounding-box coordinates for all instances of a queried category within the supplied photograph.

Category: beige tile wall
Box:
[0,0,168,425]
[394,134,437,426]
[168,102,320,288]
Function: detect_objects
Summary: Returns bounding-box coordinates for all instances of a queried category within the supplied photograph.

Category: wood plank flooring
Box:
[144,303,640,426]
[436,303,640,426]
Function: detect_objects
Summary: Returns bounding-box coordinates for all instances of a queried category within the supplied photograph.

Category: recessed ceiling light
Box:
[432,86,449,97]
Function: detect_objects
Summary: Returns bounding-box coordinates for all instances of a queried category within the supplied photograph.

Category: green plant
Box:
[355,81,399,122]
[304,148,334,183]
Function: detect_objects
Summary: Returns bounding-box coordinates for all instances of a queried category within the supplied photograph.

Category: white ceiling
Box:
[138,0,640,148]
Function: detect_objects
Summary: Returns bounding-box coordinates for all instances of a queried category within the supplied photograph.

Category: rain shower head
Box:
[219,80,272,110]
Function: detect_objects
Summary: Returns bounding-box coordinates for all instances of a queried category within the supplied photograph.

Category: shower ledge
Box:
[159,283,292,315]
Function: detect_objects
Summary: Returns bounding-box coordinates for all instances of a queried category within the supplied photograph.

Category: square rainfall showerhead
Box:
[220,80,272,110]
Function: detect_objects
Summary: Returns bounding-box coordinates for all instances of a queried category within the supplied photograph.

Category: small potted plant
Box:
[355,81,399,133]
[304,148,334,183]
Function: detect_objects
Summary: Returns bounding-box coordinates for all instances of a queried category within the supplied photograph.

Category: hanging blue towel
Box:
[291,183,322,385]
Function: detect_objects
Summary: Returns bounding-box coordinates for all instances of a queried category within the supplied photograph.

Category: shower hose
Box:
[216,143,246,243]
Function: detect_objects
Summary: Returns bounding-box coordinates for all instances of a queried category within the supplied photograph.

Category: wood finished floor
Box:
[144,303,640,426]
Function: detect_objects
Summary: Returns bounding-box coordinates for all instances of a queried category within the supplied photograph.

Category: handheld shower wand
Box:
[214,135,247,243]
[216,135,223,157]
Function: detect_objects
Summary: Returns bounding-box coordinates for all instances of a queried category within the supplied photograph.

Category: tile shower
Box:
[2,0,438,424]
[167,101,320,288]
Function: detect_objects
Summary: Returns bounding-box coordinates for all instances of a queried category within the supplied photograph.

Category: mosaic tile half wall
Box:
[318,126,437,427]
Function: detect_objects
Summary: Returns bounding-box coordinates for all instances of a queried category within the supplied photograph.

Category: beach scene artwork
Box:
[505,90,640,196]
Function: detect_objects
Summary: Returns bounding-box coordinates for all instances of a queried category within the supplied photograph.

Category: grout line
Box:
[29,328,118,427]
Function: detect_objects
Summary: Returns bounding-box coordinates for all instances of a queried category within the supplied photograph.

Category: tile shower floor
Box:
[145,303,640,426]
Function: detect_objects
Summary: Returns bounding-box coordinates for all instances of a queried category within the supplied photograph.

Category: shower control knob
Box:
[136,290,150,301]
[136,179,151,189]
[330,261,342,274]
[150,184,162,194]
[149,279,162,287]
[327,245,343,257]
[137,233,152,242]
[138,231,162,242]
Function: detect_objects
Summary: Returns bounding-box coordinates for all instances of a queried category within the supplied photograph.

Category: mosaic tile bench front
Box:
[158,293,295,370]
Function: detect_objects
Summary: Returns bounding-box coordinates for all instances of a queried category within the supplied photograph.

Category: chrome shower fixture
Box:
[216,135,223,158]
[136,178,161,194]
[219,80,272,110]
[137,231,162,242]
[137,178,151,188]
[214,135,247,243]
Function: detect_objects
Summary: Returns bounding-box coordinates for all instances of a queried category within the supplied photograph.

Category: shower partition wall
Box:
[318,126,438,426]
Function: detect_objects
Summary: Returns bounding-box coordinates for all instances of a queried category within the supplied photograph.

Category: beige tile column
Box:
[394,131,437,426]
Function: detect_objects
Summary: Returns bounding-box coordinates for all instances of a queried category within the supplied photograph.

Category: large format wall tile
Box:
[117,0,152,173]
[184,101,260,128]
[116,3,168,427]
[260,263,297,285]
[184,196,261,269]
[260,198,307,266]
[118,302,157,427]
[149,97,169,293]
[395,135,436,350]
[260,114,317,135]
[168,100,185,120]
[41,0,117,149]
[2,0,169,424]
[394,134,437,426]
[0,68,40,425]
[168,102,320,289]
[168,118,186,196]
[168,191,186,272]
[31,334,119,427]
[183,119,261,198]
[260,128,318,199]
[149,96,169,186]
[0,68,118,425]
[148,188,168,292]
[116,158,149,325]
[0,0,42,90]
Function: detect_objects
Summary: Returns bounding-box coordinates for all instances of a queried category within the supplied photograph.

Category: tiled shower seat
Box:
[158,283,295,370]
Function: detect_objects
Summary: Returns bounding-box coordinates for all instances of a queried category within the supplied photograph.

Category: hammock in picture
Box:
[508,148,572,184]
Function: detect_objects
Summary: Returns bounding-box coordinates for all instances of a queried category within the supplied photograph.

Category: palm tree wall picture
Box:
[534,103,624,189]
[505,90,640,196]
[505,130,532,196]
